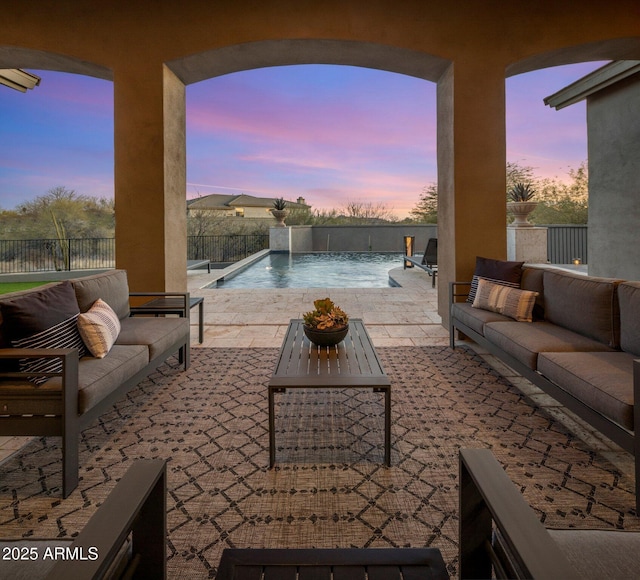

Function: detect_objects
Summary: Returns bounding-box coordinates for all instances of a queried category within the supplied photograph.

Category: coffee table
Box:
[268,319,391,467]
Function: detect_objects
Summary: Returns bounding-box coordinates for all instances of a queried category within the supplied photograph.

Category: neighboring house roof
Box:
[187,194,238,210]
[187,193,310,210]
[544,60,640,110]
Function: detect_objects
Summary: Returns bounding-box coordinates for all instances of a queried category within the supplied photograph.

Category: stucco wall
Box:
[587,75,640,280]
[283,225,437,253]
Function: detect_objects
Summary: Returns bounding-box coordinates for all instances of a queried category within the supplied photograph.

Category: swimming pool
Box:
[215,252,403,288]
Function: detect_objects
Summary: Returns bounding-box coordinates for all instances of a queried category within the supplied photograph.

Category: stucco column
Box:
[437,62,507,324]
[114,64,187,292]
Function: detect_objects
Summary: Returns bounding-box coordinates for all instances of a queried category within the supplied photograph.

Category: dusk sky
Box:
[0,60,605,218]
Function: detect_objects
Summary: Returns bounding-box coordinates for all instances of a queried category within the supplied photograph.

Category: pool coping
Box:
[194,249,271,289]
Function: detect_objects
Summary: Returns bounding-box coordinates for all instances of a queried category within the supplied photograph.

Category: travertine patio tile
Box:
[418,324,449,337]
[385,325,428,338]
[410,336,450,346]
[371,337,415,347]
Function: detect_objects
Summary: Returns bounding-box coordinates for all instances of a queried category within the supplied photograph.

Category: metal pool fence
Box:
[0,234,270,274]
[0,229,584,274]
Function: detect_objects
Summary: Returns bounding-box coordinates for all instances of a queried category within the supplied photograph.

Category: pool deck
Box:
[187,264,449,348]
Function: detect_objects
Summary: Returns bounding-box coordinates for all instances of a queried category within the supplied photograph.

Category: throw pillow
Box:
[467,256,524,304]
[1,281,86,385]
[472,278,539,322]
[77,298,121,358]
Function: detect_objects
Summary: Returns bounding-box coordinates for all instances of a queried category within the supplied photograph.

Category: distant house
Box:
[187,194,309,218]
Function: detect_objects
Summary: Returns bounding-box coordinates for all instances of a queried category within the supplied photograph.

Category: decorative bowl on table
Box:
[303,323,349,346]
[302,297,349,346]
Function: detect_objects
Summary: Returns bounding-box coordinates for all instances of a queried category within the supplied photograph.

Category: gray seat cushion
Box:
[452,302,512,336]
[483,321,615,370]
[537,351,634,430]
[548,528,640,580]
[0,345,149,415]
[117,317,189,362]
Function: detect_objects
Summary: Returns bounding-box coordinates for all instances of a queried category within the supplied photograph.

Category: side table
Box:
[130,294,204,344]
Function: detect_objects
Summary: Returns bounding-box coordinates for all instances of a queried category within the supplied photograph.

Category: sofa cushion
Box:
[618,282,640,357]
[452,302,512,336]
[78,298,121,358]
[520,266,545,320]
[71,270,130,320]
[467,256,524,304]
[472,279,538,322]
[484,321,615,370]
[542,269,622,348]
[548,528,640,580]
[0,282,62,350]
[0,345,149,415]
[0,281,86,384]
[117,317,189,362]
[538,351,634,430]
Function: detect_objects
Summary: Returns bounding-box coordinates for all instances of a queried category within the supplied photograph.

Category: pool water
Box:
[216,252,403,288]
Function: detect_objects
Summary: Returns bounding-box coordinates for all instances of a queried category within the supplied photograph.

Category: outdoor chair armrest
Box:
[0,347,79,382]
[46,459,167,580]
[449,281,472,303]
[459,449,579,580]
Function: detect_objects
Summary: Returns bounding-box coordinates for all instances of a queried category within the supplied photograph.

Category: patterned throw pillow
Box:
[1,281,86,385]
[472,278,539,322]
[467,256,524,304]
[77,298,121,358]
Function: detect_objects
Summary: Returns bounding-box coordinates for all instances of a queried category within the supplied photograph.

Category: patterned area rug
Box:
[0,346,638,578]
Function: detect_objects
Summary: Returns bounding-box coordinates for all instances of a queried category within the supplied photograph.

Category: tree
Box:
[409,183,438,223]
[0,186,115,240]
[530,162,588,224]
[506,160,537,193]
[341,200,398,223]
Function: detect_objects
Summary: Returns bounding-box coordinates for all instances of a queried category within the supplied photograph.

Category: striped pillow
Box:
[13,314,87,385]
[2,281,86,385]
[467,257,524,304]
[472,278,539,322]
[77,298,121,358]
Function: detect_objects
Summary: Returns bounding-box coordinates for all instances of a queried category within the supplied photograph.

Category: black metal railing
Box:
[0,238,116,273]
[187,234,269,263]
[0,234,270,274]
[0,228,584,274]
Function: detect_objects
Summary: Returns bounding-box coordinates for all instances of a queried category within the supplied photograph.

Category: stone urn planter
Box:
[507,183,537,227]
[270,208,288,227]
[270,197,288,227]
[507,201,538,227]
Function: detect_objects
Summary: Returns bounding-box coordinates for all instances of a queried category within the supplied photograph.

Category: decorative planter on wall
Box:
[507,201,538,227]
[270,209,288,227]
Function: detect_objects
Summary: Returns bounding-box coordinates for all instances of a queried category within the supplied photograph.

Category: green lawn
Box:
[0,281,50,295]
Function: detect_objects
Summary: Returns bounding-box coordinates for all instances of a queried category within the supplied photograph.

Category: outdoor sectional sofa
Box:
[449,260,640,513]
[0,269,190,498]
